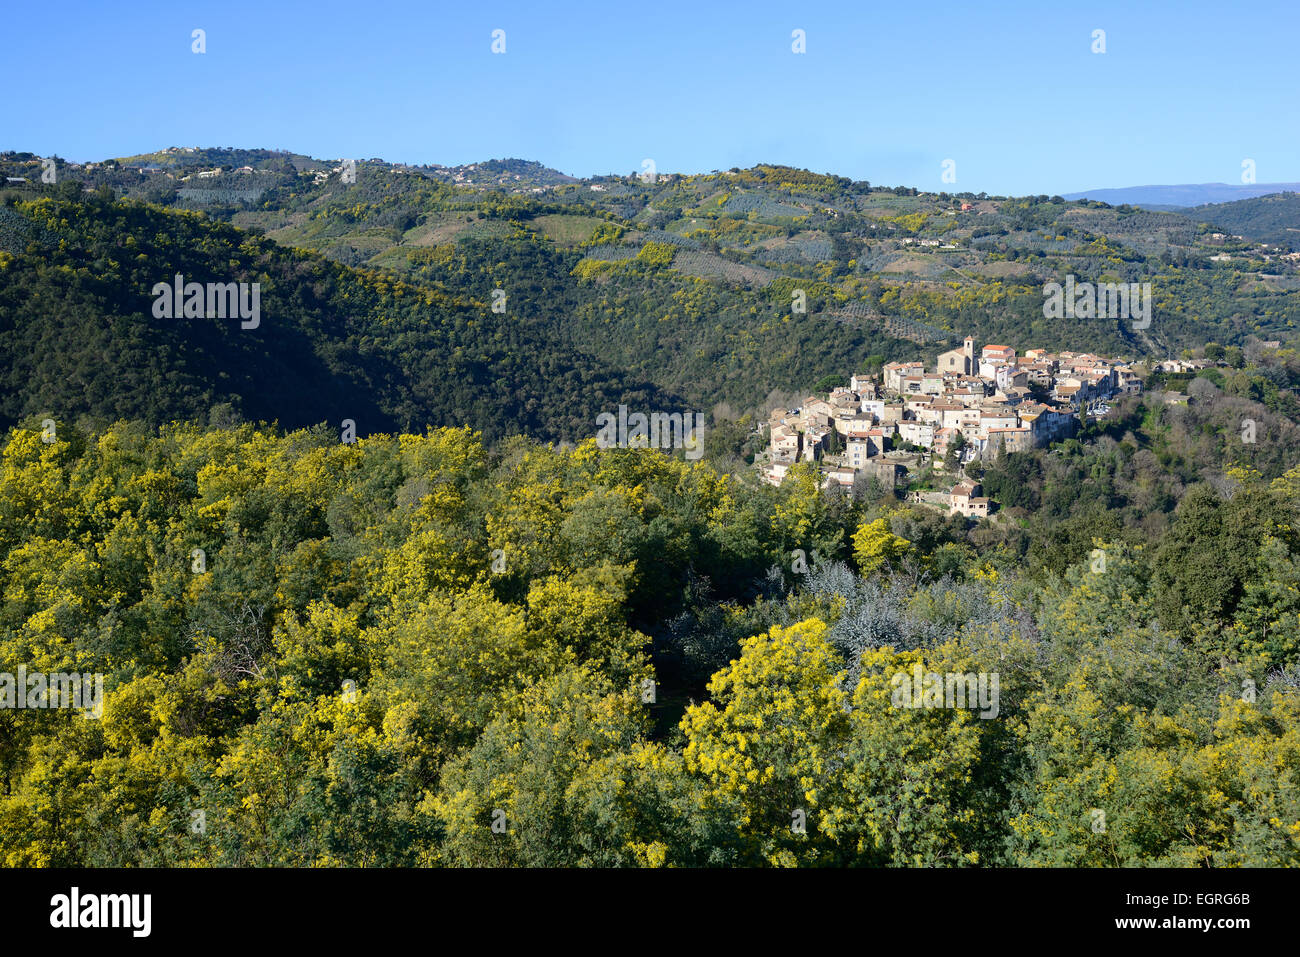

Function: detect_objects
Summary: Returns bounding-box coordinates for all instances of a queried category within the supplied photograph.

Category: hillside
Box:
[5,147,1300,426]
[1191,191,1300,250]
[0,186,672,441]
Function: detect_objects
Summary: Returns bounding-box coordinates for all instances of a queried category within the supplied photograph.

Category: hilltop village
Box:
[764,337,1148,517]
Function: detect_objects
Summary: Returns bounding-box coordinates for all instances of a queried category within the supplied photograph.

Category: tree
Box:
[681,619,850,866]
[851,517,912,576]
[944,433,967,473]
[821,647,990,865]
[433,666,646,867]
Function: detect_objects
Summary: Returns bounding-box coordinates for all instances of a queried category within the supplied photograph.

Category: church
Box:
[937,336,976,376]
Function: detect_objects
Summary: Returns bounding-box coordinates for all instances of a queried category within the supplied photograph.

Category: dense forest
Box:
[1,402,1298,866]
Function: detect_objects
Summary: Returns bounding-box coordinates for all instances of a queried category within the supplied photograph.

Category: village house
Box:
[950,481,990,518]
[850,373,878,397]
[898,421,934,448]
[764,457,795,486]
[770,424,800,458]
[846,434,874,468]
[834,413,875,436]
[948,383,987,407]
[1054,383,1082,406]
[883,361,925,392]
[978,409,1018,435]
[985,426,1033,457]
[899,375,926,395]
[878,403,905,425]
[978,353,1010,380]
[995,365,1028,392]
[828,388,861,418]
[931,400,968,430]
[822,466,857,490]
[934,427,961,455]
[803,426,832,462]
[862,457,904,489]
[803,397,834,427]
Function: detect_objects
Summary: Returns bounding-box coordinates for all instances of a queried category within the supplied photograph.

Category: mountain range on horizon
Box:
[1063,182,1300,209]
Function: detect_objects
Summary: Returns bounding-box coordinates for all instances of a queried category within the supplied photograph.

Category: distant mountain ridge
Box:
[1063,182,1300,208]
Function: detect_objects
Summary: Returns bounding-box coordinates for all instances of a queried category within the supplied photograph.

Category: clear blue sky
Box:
[5,0,1296,196]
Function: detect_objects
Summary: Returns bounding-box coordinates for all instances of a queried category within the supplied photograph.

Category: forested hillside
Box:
[1193,191,1300,249]
[0,185,670,441]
